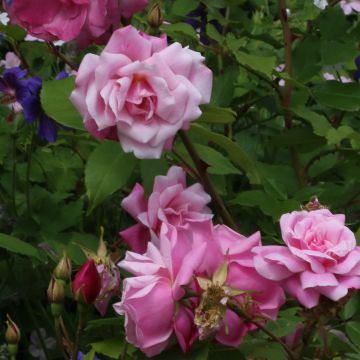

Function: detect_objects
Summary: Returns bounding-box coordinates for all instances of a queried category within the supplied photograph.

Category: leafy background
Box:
[0,0,360,359]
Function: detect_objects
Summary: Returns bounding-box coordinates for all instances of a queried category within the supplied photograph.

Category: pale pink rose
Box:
[120,166,212,253]
[340,0,360,14]
[114,224,207,357]
[119,0,148,18]
[4,0,122,47]
[201,225,285,347]
[253,209,360,308]
[70,25,212,159]
[95,262,121,316]
[0,52,21,69]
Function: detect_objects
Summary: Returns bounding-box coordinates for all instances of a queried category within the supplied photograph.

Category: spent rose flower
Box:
[70,25,212,159]
[3,0,147,47]
[114,224,207,356]
[193,225,285,347]
[340,0,360,14]
[72,259,101,304]
[253,209,360,308]
[95,262,121,316]
[120,166,212,253]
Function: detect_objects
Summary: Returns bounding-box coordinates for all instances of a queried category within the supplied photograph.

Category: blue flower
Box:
[354,56,360,81]
[0,67,58,142]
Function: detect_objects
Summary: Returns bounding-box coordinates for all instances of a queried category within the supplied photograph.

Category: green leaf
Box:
[346,322,360,348]
[41,77,84,130]
[239,338,286,360]
[313,81,360,111]
[85,317,123,331]
[161,23,199,41]
[90,338,126,359]
[195,144,241,175]
[172,0,199,16]
[85,141,137,213]
[0,233,40,259]
[198,105,236,124]
[82,349,96,360]
[191,124,261,184]
[292,106,331,137]
[211,67,238,107]
[235,51,276,79]
[140,157,169,194]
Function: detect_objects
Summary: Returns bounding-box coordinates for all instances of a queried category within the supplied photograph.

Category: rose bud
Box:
[54,253,72,281]
[47,277,65,304]
[147,3,163,28]
[5,315,20,344]
[72,259,101,305]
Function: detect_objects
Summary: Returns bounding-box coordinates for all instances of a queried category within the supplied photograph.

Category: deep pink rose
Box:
[253,209,360,308]
[72,259,101,304]
[120,166,212,253]
[70,25,212,159]
[95,262,121,316]
[113,225,207,357]
[4,0,140,47]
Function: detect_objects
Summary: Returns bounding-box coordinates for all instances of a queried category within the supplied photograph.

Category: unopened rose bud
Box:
[54,253,72,281]
[97,227,107,259]
[5,315,20,344]
[47,277,65,304]
[302,197,326,211]
[147,3,163,28]
[72,259,101,305]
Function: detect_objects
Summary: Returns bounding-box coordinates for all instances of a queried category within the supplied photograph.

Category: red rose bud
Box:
[5,315,20,344]
[72,259,101,304]
[54,253,72,281]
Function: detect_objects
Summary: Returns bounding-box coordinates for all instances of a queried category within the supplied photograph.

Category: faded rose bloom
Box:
[120,166,212,253]
[95,262,121,316]
[70,25,212,159]
[340,0,360,14]
[253,209,360,308]
[193,225,285,347]
[114,224,207,357]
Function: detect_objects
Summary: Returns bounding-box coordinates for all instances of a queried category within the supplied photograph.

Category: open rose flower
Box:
[120,166,212,253]
[70,25,212,159]
[253,209,360,308]
[114,224,207,357]
[4,1,147,47]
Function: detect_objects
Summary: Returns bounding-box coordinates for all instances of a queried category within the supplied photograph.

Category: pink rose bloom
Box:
[253,209,360,308]
[113,224,207,357]
[70,25,212,159]
[193,225,285,347]
[95,262,121,316]
[3,0,126,47]
[340,0,360,14]
[120,166,212,253]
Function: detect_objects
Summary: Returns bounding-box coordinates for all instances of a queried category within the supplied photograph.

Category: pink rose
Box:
[120,166,212,253]
[253,209,360,308]
[193,225,285,347]
[95,262,121,316]
[70,25,212,159]
[113,225,207,356]
[3,0,130,47]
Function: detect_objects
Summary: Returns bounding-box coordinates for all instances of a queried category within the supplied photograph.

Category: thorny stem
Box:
[11,134,17,217]
[54,317,67,359]
[227,300,296,360]
[278,0,307,187]
[179,130,239,231]
[171,148,201,182]
[47,42,78,71]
